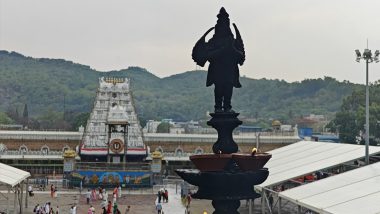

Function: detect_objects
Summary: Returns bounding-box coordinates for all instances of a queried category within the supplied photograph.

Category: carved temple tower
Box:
[80,77,147,162]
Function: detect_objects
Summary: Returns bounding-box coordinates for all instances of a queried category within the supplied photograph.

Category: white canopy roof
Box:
[256,141,380,190]
[279,161,380,214]
[0,163,30,187]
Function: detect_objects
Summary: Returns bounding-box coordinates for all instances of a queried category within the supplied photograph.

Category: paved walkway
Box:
[158,185,186,214]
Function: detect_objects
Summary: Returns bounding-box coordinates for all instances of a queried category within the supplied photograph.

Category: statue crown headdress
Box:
[217,7,229,19]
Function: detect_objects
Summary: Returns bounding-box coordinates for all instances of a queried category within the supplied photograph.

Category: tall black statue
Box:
[192,7,245,113]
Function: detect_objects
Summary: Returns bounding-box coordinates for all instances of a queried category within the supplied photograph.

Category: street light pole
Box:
[365,58,369,165]
[355,48,379,165]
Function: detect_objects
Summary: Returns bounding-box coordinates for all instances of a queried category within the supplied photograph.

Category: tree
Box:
[157,122,171,133]
[0,112,13,124]
[70,112,90,131]
[330,83,380,144]
[0,50,361,127]
[20,103,29,127]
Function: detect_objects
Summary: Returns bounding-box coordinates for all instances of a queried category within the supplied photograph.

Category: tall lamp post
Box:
[355,48,379,165]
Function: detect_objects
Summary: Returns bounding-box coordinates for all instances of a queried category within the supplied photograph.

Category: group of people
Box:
[84,186,131,214]
[86,186,122,204]
[157,189,169,203]
[33,202,59,214]
[155,189,169,214]
[99,200,122,214]
[28,184,46,197]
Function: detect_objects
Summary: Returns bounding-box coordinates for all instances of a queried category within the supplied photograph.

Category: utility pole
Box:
[355,47,379,165]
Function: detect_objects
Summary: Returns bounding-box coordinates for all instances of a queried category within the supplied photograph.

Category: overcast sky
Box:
[1,0,380,83]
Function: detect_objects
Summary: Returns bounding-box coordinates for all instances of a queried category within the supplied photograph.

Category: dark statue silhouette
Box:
[177,8,270,214]
[192,7,245,113]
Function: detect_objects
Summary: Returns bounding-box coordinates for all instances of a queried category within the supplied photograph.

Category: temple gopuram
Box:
[80,77,147,162]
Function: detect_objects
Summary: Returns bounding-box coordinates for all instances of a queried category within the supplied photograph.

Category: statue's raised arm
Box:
[192,27,214,67]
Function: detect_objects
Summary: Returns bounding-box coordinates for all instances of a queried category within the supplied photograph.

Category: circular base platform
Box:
[176,168,268,200]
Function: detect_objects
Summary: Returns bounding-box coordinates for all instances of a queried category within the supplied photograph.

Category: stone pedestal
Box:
[176,169,268,214]
[176,112,270,214]
[207,112,242,154]
[212,200,240,214]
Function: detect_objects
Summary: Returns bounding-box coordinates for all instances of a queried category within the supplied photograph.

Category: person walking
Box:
[100,188,107,208]
[164,189,168,203]
[90,205,96,214]
[33,204,40,213]
[118,185,122,198]
[102,207,107,214]
[107,201,112,214]
[91,189,97,201]
[186,193,192,213]
[157,191,162,203]
[124,205,130,214]
[54,186,58,198]
[99,187,104,200]
[113,192,117,205]
[72,204,77,214]
[50,185,55,198]
[155,202,163,214]
[113,203,118,214]
[113,186,118,199]
[44,202,50,214]
[86,189,91,204]
[28,185,34,197]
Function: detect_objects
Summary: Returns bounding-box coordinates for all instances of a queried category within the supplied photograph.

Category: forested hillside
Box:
[0,50,361,130]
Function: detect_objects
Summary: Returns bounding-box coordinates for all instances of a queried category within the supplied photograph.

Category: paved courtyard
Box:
[0,187,299,213]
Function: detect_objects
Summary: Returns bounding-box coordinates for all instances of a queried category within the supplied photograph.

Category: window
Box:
[112,92,117,98]
[0,143,7,153]
[19,145,28,154]
[175,147,184,157]
[195,147,203,154]
[41,145,50,155]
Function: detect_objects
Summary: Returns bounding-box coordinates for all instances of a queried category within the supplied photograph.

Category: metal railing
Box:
[0,150,63,156]
[0,131,82,140]
[143,133,300,144]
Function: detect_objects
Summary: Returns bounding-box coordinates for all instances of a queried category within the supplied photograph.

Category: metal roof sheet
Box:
[279,161,380,214]
[0,163,30,187]
[256,141,380,190]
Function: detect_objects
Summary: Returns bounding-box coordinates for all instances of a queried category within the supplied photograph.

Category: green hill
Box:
[0,50,361,129]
